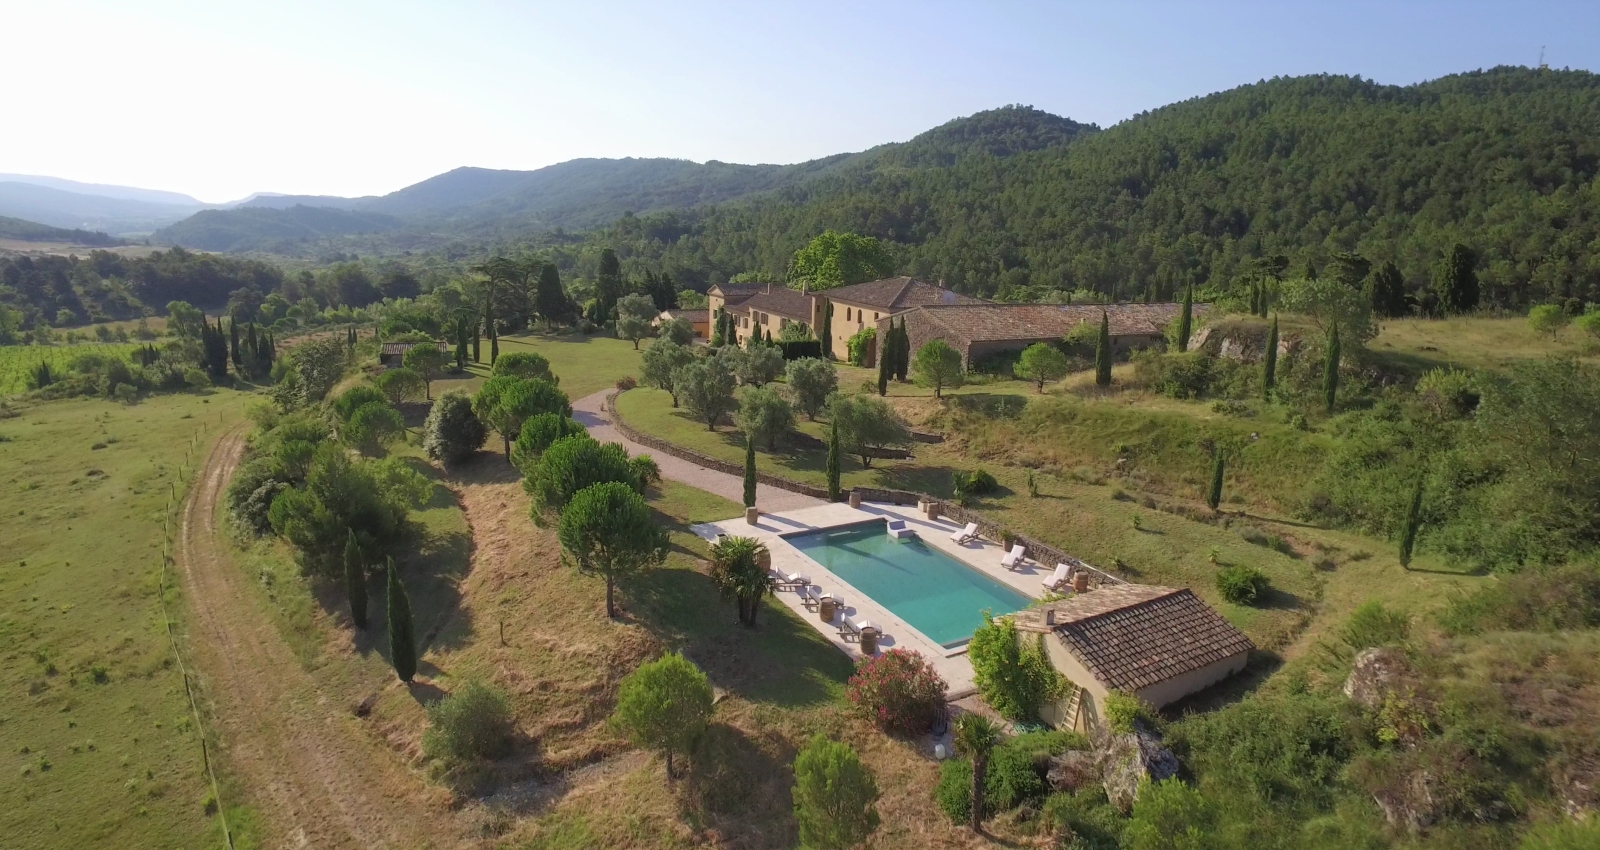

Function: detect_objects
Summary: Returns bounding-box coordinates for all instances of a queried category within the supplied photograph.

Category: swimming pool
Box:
[788,522,1032,647]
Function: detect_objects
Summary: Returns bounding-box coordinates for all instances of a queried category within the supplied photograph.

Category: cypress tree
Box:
[489,323,499,365]
[344,531,368,629]
[229,319,242,368]
[1399,475,1425,568]
[821,303,834,359]
[1207,451,1225,511]
[1262,315,1279,399]
[710,309,725,347]
[386,557,416,683]
[473,320,481,362]
[454,318,468,368]
[876,333,890,396]
[1094,311,1112,387]
[895,319,910,381]
[743,432,757,509]
[347,325,357,350]
[1323,324,1341,414]
[826,417,842,502]
[1177,284,1193,351]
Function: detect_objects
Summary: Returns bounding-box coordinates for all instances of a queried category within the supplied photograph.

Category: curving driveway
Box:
[572,391,822,513]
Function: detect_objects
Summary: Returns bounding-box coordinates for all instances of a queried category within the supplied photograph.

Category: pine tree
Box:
[1399,475,1425,568]
[386,558,416,683]
[1177,284,1193,351]
[1371,260,1409,318]
[743,432,757,509]
[826,417,842,502]
[1262,315,1279,399]
[1094,311,1112,387]
[1323,324,1341,414]
[1433,244,1479,315]
[344,531,368,629]
[1207,451,1225,511]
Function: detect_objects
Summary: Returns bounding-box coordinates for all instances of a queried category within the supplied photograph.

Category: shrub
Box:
[1123,778,1215,850]
[1136,350,1217,399]
[1042,788,1126,850]
[615,375,637,391]
[1102,691,1158,734]
[934,758,972,824]
[846,326,876,367]
[791,735,880,849]
[969,614,1061,721]
[1438,563,1600,635]
[984,740,1047,810]
[1339,601,1411,651]
[1215,564,1269,605]
[332,385,387,422]
[846,648,948,735]
[1416,367,1479,419]
[628,455,661,489]
[422,391,488,465]
[422,679,513,763]
[952,468,998,501]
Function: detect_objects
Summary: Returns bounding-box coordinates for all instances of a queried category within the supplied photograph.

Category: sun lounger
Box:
[887,519,914,540]
[1042,563,1072,590]
[1001,543,1027,570]
[801,586,822,611]
[950,522,979,544]
[838,616,862,641]
[775,571,810,592]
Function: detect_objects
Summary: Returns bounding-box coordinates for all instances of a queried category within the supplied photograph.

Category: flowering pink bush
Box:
[847,649,948,735]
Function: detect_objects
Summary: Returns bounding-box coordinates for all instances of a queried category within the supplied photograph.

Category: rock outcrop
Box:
[1343,646,1416,709]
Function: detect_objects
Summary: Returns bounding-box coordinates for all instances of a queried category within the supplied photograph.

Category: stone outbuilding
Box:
[1014,584,1253,733]
[889,302,1206,367]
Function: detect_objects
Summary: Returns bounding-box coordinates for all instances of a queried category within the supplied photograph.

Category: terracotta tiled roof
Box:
[662,309,708,323]
[380,341,447,355]
[825,276,987,311]
[1016,585,1253,692]
[909,302,1206,346]
[708,282,767,305]
[740,287,816,321]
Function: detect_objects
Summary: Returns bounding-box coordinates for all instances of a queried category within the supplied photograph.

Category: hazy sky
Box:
[4,0,1596,203]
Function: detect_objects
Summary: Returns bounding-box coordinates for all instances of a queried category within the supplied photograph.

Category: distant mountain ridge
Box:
[0,173,205,207]
[0,214,122,247]
[149,106,1097,251]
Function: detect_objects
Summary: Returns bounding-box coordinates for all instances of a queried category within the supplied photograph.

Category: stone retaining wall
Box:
[607,390,1124,589]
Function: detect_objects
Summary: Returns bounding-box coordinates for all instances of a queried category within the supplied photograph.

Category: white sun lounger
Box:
[887,519,914,540]
[838,615,862,641]
[801,586,822,611]
[950,522,979,544]
[1042,563,1072,590]
[1001,543,1027,570]
[775,572,810,592]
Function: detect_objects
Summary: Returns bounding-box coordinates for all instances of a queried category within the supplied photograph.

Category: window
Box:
[845,307,851,321]
[874,312,880,321]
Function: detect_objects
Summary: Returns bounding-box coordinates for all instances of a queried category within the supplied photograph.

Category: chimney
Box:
[800,279,808,295]
[766,282,773,295]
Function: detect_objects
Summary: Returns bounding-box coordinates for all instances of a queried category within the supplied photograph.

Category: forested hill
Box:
[0,215,122,247]
[151,107,1098,252]
[610,67,1600,307]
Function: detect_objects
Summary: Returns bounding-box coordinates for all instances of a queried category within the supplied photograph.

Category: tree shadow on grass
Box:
[683,722,799,848]
[626,568,852,709]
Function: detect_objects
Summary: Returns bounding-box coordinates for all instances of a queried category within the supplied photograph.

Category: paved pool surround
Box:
[692,502,1051,699]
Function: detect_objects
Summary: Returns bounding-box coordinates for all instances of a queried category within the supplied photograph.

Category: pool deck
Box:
[692,501,1054,699]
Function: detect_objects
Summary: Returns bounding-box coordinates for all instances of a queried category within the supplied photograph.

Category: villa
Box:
[655,308,710,339]
[696,499,1250,732]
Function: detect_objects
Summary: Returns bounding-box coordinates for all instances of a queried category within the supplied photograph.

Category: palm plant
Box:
[953,713,1000,831]
[708,536,773,627]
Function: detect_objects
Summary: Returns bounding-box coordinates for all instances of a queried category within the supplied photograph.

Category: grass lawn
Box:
[612,381,1488,656]
[0,343,144,395]
[0,390,253,849]
[417,331,643,402]
[1369,315,1597,372]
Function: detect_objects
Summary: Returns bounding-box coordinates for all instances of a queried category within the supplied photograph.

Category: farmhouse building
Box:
[886,302,1204,367]
[822,276,986,364]
[655,308,710,339]
[1013,584,1253,733]
[731,285,826,346]
[379,340,448,367]
[705,282,766,317]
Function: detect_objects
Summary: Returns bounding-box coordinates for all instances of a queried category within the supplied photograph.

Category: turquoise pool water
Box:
[788,522,1032,647]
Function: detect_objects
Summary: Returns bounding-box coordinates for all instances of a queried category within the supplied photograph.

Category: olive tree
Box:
[558,481,668,617]
[732,344,784,386]
[641,340,696,407]
[657,316,695,346]
[785,357,838,420]
[616,293,659,349]
[828,393,910,469]
[736,385,794,451]
[674,359,738,430]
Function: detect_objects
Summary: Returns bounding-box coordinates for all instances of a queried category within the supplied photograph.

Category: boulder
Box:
[1045,749,1099,793]
[1095,725,1179,813]
[1371,768,1444,834]
[1343,647,1415,709]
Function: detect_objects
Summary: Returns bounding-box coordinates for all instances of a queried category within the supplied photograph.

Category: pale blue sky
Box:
[3,0,1595,202]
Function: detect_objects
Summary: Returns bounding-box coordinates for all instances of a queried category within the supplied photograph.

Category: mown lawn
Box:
[420,331,643,401]
[1369,314,1598,372]
[0,390,253,850]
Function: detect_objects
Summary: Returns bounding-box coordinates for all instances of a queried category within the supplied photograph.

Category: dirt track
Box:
[177,428,463,849]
